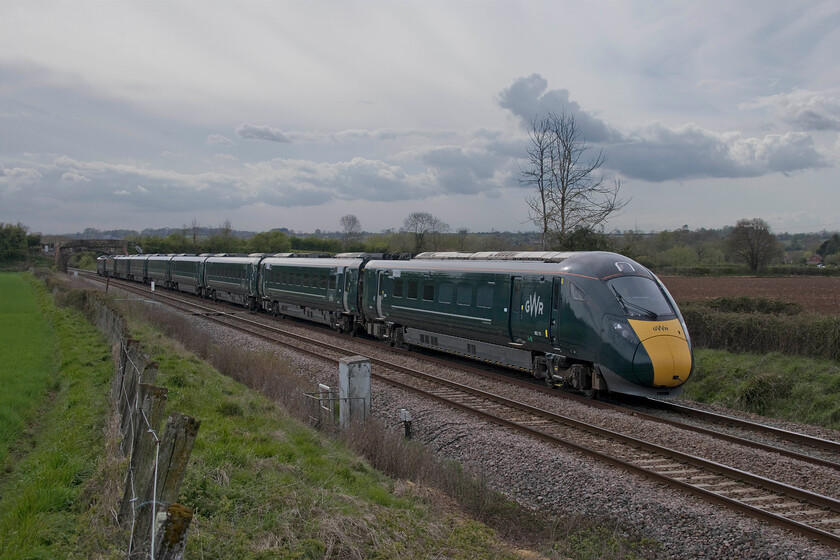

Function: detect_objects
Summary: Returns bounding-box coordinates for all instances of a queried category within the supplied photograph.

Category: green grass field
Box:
[0,274,113,559]
[0,274,57,468]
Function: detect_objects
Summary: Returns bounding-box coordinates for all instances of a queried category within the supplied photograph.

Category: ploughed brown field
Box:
[659,276,840,316]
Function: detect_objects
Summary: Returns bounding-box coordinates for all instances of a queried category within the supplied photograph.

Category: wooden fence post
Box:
[118,346,147,441]
[153,504,194,560]
[119,383,168,522]
[131,412,200,557]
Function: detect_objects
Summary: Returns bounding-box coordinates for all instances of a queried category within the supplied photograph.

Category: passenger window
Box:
[438,282,452,303]
[393,277,403,297]
[320,275,328,290]
[407,280,419,299]
[457,283,471,306]
[476,285,493,308]
[329,275,337,291]
[422,283,435,301]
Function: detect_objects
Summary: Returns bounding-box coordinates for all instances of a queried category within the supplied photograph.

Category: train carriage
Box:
[146,255,173,288]
[113,255,131,279]
[126,255,150,283]
[203,256,262,309]
[259,257,364,331]
[361,251,693,398]
[170,255,208,296]
[96,255,107,276]
[105,255,117,276]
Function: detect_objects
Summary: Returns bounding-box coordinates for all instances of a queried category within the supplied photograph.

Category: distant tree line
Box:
[15,213,840,275]
[0,223,41,262]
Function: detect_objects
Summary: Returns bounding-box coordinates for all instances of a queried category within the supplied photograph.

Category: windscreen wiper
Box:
[611,286,657,319]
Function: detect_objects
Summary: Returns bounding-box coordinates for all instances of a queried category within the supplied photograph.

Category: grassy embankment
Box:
[681,297,840,430]
[0,272,657,559]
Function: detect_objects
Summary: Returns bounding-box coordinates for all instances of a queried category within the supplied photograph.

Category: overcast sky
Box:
[2,1,839,236]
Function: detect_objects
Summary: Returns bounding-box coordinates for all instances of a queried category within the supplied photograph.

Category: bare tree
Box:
[521,112,628,248]
[190,217,200,250]
[726,218,782,272]
[521,115,554,249]
[339,214,362,250]
[401,212,450,253]
[456,228,469,251]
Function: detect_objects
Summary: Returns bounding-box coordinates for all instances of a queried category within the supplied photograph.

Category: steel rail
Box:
[643,398,840,454]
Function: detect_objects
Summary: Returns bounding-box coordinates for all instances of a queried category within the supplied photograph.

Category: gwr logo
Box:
[525,293,544,317]
[653,325,669,332]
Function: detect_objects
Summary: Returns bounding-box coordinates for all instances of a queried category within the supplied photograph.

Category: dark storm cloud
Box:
[497,73,621,143]
[236,124,293,143]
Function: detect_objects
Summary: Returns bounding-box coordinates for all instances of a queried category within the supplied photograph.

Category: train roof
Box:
[370,251,654,281]
[415,251,575,262]
[205,255,263,264]
[261,257,365,268]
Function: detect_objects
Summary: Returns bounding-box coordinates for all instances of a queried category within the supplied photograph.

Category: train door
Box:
[342,268,350,311]
[550,277,562,346]
[509,276,524,343]
[510,276,552,345]
[375,270,386,318]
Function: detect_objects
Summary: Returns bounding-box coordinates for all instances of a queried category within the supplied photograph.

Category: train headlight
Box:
[607,316,640,345]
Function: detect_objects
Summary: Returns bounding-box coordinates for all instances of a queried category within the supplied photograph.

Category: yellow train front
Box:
[572,254,694,397]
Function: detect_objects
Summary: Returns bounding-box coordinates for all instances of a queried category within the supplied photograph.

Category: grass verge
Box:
[683,348,840,430]
[132,321,531,559]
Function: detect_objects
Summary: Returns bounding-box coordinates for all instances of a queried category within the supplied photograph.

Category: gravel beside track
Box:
[144,296,840,559]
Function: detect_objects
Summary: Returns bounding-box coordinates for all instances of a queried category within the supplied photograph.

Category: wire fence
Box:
[96,303,200,560]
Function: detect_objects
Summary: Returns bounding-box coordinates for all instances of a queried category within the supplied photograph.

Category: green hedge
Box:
[654,265,839,277]
[681,298,840,361]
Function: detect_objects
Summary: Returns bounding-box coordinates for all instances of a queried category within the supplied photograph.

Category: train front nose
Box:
[629,320,693,388]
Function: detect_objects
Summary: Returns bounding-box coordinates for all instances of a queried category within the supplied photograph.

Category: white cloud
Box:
[742,89,840,131]
[207,134,236,146]
[61,171,90,182]
[235,124,292,143]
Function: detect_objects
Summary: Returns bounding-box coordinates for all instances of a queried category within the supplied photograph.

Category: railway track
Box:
[80,271,840,549]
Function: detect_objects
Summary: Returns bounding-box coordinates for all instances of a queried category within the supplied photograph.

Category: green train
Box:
[99,250,693,397]
[359,251,692,398]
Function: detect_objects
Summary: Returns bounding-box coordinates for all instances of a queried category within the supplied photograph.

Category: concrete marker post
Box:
[338,356,370,429]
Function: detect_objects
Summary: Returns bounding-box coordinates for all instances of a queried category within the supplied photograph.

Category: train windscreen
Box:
[606,276,675,319]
